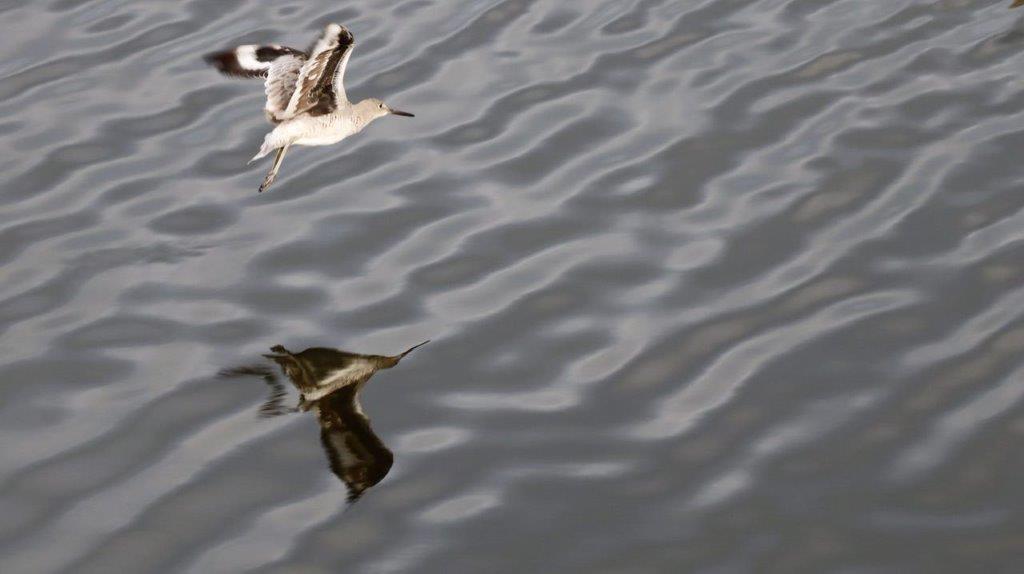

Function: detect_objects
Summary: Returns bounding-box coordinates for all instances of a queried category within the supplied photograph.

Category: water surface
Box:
[2,1,1024,572]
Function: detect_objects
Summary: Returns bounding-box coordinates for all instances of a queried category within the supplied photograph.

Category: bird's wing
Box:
[263,51,307,123]
[326,26,356,107]
[204,44,307,124]
[204,44,305,79]
[283,23,356,118]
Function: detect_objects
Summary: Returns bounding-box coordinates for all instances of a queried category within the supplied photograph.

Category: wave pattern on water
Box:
[2,0,1024,573]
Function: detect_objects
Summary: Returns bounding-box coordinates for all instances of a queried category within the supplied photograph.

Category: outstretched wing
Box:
[204,44,308,124]
[263,50,306,123]
[204,44,304,79]
[283,23,356,118]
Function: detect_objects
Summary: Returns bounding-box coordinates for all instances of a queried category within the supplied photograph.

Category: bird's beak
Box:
[389,108,415,117]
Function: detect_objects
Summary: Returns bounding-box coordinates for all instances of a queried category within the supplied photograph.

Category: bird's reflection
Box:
[1002,0,1024,44]
[222,340,428,502]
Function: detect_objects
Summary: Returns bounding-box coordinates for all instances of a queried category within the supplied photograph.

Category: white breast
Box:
[284,113,358,147]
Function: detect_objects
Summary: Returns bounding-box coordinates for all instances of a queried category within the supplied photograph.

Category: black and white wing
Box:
[204,44,307,124]
[284,23,356,118]
[204,44,305,79]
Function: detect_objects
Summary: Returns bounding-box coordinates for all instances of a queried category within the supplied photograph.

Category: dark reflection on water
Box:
[309,387,393,504]
[221,342,427,502]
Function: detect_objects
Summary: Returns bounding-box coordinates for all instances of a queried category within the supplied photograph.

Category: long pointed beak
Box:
[399,340,430,358]
[389,108,415,117]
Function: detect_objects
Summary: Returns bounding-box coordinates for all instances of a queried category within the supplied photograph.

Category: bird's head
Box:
[358,98,414,121]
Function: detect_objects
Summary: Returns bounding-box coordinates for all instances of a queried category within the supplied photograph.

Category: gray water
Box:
[2,1,1024,572]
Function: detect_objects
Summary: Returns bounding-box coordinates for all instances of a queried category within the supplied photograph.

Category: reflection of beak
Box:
[389,108,415,117]
[399,340,430,358]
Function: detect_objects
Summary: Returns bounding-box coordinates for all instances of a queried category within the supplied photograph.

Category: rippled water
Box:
[3,1,1024,572]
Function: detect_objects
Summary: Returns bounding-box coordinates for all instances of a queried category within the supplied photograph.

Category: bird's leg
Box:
[259,145,289,193]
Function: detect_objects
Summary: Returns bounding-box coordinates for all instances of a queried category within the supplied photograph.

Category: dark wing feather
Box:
[204,44,304,79]
[284,24,356,118]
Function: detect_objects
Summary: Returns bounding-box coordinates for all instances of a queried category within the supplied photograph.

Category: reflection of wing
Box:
[263,349,318,395]
[316,386,393,503]
[284,23,356,118]
[217,364,293,417]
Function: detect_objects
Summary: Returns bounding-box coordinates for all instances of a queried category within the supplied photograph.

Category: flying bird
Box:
[204,24,414,192]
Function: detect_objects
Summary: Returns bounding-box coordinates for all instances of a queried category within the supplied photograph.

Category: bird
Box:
[1015,0,1024,7]
[221,340,429,502]
[204,23,415,192]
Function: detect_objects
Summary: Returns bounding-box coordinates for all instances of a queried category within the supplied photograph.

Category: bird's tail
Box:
[248,140,275,164]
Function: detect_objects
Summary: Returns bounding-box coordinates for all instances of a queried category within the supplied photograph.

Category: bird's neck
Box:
[371,356,400,369]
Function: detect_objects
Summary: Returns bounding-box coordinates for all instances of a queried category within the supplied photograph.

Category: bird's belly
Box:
[294,132,349,146]
[272,115,356,147]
